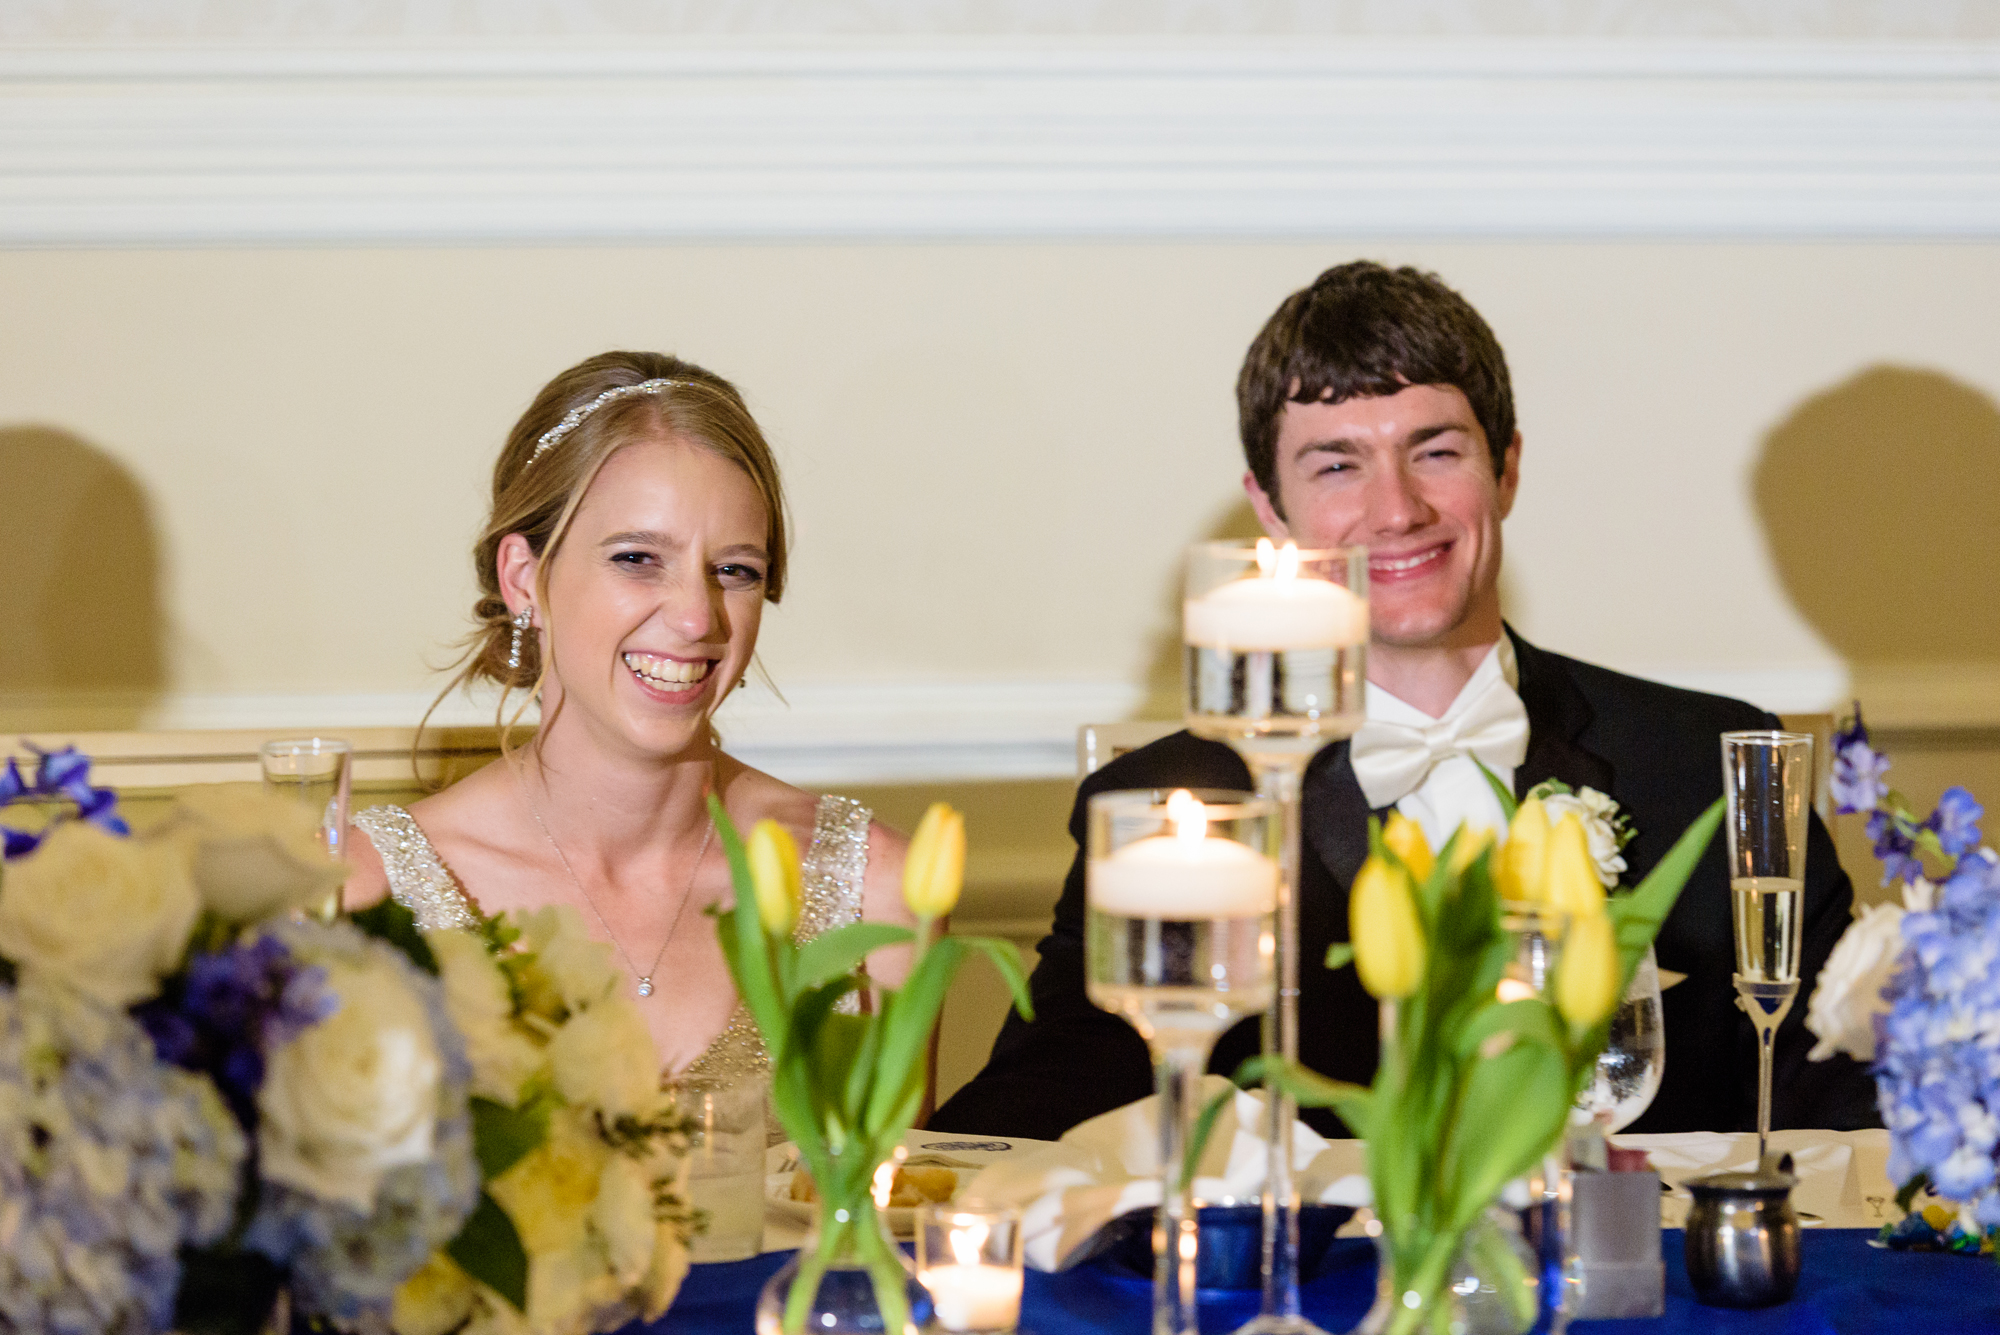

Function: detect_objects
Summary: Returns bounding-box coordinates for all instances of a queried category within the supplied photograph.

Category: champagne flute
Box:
[1184,539,1366,1335]
[1087,789,1278,1335]
[1721,731,1812,1159]
[261,737,352,919]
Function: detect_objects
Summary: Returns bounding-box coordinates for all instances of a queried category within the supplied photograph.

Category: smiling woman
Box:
[340,351,912,1081]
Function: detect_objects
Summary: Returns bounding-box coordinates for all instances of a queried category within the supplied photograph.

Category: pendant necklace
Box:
[517,760,714,999]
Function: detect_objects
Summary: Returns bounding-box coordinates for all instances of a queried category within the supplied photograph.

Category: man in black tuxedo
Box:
[931,262,1878,1141]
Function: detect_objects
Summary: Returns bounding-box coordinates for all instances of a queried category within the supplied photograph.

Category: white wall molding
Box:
[3,38,1997,244]
[6,667,1999,781]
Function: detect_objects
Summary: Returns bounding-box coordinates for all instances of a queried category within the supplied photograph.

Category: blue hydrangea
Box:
[1877,849,2000,1224]
[0,979,245,1335]
[238,920,479,1327]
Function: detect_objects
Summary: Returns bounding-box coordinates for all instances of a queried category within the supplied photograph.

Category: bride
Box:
[343,350,912,1081]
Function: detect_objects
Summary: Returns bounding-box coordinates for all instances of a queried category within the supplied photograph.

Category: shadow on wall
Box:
[1752,366,2000,672]
[1136,495,1268,719]
[0,426,166,728]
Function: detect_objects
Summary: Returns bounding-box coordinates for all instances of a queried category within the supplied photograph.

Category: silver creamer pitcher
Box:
[1683,1153,1801,1308]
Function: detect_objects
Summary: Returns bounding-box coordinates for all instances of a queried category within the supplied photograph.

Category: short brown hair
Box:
[433,350,789,730]
[1237,262,1515,509]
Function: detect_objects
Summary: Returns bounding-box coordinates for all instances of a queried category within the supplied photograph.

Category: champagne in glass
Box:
[1184,539,1366,1335]
[1088,789,1277,1335]
[1721,731,1812,1158]
[261,737,353,919]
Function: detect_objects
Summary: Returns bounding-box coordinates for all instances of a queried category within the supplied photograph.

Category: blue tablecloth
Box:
[647,1231,1999,1335]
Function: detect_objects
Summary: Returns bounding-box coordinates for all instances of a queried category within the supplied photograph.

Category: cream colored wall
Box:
[7,242,1999,724]
[7,242,1998,1099]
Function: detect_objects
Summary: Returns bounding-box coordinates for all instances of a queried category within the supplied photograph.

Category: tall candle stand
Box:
[1184,540,1368,1335]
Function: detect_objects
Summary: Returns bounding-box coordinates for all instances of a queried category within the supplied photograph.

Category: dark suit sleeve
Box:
[927,734,1253,1139]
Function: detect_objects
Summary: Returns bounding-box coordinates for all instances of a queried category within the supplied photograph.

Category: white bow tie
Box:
[1349,674,1531,810]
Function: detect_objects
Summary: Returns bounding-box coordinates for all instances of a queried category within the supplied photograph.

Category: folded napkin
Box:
[1619,1128,1895,1230]
[960,1076,1371,1271]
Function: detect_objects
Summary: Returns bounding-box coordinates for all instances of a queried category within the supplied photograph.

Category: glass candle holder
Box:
[916,1203,1024,1335]
[260,737,352,919]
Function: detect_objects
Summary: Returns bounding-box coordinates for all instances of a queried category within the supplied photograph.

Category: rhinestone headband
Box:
[528,378,695,465]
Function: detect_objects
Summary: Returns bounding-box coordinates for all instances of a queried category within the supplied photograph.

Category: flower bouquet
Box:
[0,751,479,1334]
[1241,787,1721,1335]
[394,906,698,1335]
[1805,711,2000,1254]
[708,799,1032,1335]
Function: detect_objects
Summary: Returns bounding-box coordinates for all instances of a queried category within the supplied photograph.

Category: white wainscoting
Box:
[3,39,1996,244]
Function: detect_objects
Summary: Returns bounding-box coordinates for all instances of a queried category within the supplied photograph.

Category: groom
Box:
[931,261,1878,1139]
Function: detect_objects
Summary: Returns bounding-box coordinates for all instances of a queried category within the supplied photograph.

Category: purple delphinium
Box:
[1930,787,1986,859]
[1868,810,1925,889]
[136,932,335,1130]
[0,745,128,860]
[1832,711,1894,815]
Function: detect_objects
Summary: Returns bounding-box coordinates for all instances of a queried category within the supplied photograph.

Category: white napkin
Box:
[1619,1128,1896,1230]
[959,1077,1371,1271]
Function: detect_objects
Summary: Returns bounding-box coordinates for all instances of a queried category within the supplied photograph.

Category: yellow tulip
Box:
[745,819,803,936]
[1381,811,1434,883]
[1556,909,1620,1030]
[1446,826,1496,877]
[1545,814,1607,920]
[902,802,966,920]
[1497,797,1551,903]
[1350,855,1426,1000]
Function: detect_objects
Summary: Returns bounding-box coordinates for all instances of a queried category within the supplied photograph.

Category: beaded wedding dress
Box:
[351,795,872,1082]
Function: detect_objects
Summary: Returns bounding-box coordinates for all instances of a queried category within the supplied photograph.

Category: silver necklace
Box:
[517,763,715,999]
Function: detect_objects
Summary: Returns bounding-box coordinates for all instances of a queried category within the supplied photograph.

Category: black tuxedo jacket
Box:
[931,630,1880,1141]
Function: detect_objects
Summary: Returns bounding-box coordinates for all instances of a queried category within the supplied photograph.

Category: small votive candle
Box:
[917,1203,1024,1334]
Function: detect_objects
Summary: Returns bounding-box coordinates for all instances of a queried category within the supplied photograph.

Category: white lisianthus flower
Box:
[429,928,546,1104]
[0,822,199,1006]
[1805,886,1923,1063]
[392,1254,482,1335]
[520,907,622,1015]
[158,783,348,922]
[258,954,443,1212]
[591,1155,659,1285]
[546,996,659,1121]
[1539,788,1629,887]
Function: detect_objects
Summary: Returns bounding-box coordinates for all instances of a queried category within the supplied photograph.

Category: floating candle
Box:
[1088,791,1279,918]
[920,1263,1024,1333]
[1184,539,1368,651]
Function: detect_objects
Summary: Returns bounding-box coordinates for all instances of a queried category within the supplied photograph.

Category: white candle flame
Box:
[1252,537,1300,581]
[949,1219,990,1267]
[1167,789,1207,845]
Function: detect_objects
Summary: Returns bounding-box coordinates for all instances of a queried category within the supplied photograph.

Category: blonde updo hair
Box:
[432,350,789,738]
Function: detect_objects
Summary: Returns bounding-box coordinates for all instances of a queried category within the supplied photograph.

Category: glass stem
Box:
[1154,1041,1210,1335]
[1250,755,1307,1321]
[1734,976,1798,1163]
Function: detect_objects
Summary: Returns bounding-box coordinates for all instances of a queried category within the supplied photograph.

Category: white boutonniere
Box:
[1524,779,1635,887]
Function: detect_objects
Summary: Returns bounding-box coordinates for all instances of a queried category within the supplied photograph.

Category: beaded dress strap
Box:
[352,805,482,931]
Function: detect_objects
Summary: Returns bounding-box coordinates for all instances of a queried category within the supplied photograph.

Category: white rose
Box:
[521,907,621,1015]
[159,783,348,922]
[1805,894,1913,1063]
[0,822,198,1006]
[591,1155,658,1285]
[258,954,442,1211]
[429,928,546,1104]
[1540,789,1628,887]
[547,996,658,1121]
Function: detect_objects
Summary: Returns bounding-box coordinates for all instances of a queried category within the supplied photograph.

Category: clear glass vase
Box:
[755,1199,934,1335]
[1359,1155,1574,1335]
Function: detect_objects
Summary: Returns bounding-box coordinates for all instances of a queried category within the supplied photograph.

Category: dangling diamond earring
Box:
[507,608,533,671]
